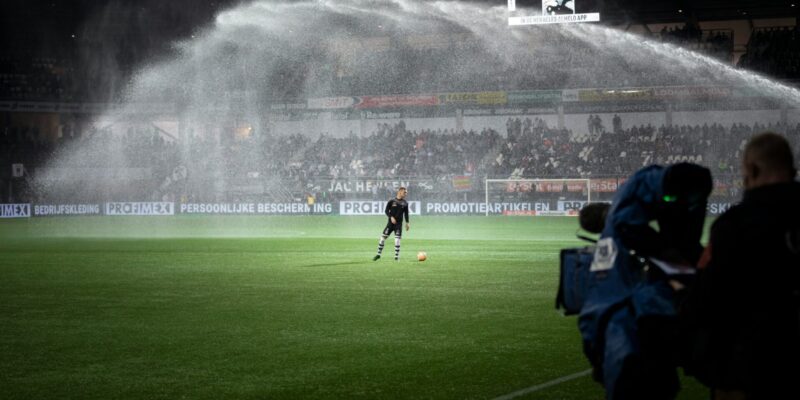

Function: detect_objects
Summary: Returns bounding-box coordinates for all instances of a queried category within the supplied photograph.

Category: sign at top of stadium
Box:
[508,1,600,26]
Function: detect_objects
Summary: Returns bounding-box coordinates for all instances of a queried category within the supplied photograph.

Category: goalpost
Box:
[484,178,592,217]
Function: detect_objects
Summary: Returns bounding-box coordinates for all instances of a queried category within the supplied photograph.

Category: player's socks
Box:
[394,238,401,260]
[376,235,388,259]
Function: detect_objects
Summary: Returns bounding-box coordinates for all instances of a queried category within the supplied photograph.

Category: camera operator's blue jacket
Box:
[578,165,681,399]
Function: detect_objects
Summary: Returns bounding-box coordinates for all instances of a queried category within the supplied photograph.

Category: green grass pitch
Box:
[0,216,708,399]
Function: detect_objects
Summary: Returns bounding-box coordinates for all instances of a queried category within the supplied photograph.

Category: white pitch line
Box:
[492,369,593,400]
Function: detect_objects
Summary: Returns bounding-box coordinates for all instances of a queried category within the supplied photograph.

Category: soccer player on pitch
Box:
[373,187,410,261]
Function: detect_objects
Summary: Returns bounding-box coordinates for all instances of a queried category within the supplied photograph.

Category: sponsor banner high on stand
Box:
[355,95,439,109]
[578,88,655,102]
[439,91,508,105]
[507,90,563,104]
[653,86,733,99]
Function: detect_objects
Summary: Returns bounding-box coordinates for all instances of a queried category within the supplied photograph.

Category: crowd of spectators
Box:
[658,24,733,62]
[3,115,799,204]
[0,56,75,101]
[492,116,800,181]
[739,26,800,80]
[295,122,500,180]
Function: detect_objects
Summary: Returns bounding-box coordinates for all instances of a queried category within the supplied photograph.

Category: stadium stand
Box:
[739,26,800,80]
[657,24,734,62]
[3,117,798,204]
[1,19,798,204]
[0,56,74,101]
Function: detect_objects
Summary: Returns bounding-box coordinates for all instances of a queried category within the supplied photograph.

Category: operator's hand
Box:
[391,217,397,224]
[697,245,712,269]
[405,223,410,231]
[668,279,686,291]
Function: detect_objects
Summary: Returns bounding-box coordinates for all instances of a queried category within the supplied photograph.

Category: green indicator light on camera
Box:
[663,195,678,202]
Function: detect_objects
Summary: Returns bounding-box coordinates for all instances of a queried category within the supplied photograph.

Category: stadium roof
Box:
[2,1,797,45]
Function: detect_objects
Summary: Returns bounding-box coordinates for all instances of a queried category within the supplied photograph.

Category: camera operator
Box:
[683,133,800,400]
[578,163,712,400]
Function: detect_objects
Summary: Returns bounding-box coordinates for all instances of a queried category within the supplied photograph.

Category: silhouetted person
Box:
[684,132,800,400]
[580,163,712,400]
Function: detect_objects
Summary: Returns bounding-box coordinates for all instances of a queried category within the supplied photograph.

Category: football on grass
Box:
[417,251,427,261]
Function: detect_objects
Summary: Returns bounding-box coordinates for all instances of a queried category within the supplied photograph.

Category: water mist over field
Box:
[29,0,800,237]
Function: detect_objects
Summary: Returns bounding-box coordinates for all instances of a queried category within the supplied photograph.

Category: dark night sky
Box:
[0,0,245,52]
[0,1,514,71]
[0,0,795,96]
[1,1,795,53]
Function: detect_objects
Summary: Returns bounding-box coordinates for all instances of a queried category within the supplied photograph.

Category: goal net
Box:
[484,178,591,216]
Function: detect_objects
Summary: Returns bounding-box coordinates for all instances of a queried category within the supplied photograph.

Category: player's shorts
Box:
[382,220,402,238]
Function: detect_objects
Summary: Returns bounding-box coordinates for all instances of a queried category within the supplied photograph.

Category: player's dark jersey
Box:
[385,198,410,223]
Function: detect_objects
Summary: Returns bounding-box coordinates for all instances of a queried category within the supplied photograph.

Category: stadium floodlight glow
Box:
[508,0,601,26]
